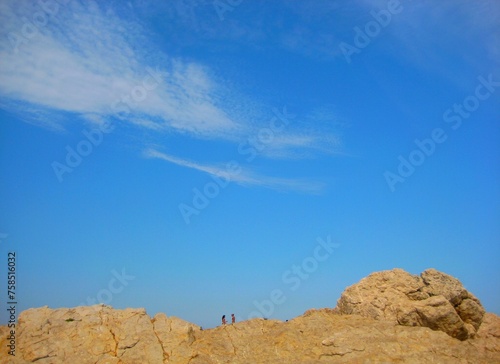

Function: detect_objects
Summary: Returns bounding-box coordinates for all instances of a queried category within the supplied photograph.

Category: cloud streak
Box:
[144,149,325,194]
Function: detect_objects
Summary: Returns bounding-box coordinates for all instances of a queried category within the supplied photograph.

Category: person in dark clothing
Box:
[222,315,226,325]
[231,313,235,324]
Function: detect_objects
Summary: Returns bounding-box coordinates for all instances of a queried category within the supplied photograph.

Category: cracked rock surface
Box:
[1,269,499,363]
[333,268,486,340]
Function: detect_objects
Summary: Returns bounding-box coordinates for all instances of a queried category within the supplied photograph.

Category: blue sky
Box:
[0,0,499,329]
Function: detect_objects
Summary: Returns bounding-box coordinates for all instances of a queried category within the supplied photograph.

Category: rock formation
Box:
[1,268,499,363]
[333,268,485,340]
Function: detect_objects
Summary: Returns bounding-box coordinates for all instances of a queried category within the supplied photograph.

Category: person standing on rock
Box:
[222,315,226,325]
[231,313,235,324]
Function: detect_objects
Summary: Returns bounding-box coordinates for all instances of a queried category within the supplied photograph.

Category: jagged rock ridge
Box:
[1,268,499,363]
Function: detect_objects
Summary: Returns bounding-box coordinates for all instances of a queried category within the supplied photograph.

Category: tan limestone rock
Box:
[2,304,163,364]
[1,269,498,363]
[333,268,485,340]
[152,313,201,362]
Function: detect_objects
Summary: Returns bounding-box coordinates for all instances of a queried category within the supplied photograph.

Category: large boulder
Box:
[333,268,486,340]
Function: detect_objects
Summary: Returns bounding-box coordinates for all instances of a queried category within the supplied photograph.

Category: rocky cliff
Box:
[1,268,499,363]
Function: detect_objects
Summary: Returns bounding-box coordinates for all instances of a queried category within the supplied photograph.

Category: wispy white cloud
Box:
[0,0,342,146]
[144,149,325,194]
[0,0,241,139]
[0,0,342,192]
[255,132,342,160]
[256,106,346,159]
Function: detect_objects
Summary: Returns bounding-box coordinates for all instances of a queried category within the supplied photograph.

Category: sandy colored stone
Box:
[2,306,499,364]
[0,305,163,364]
[333,268,485,340]
[1,268,498,363]
[152,313,201,362]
